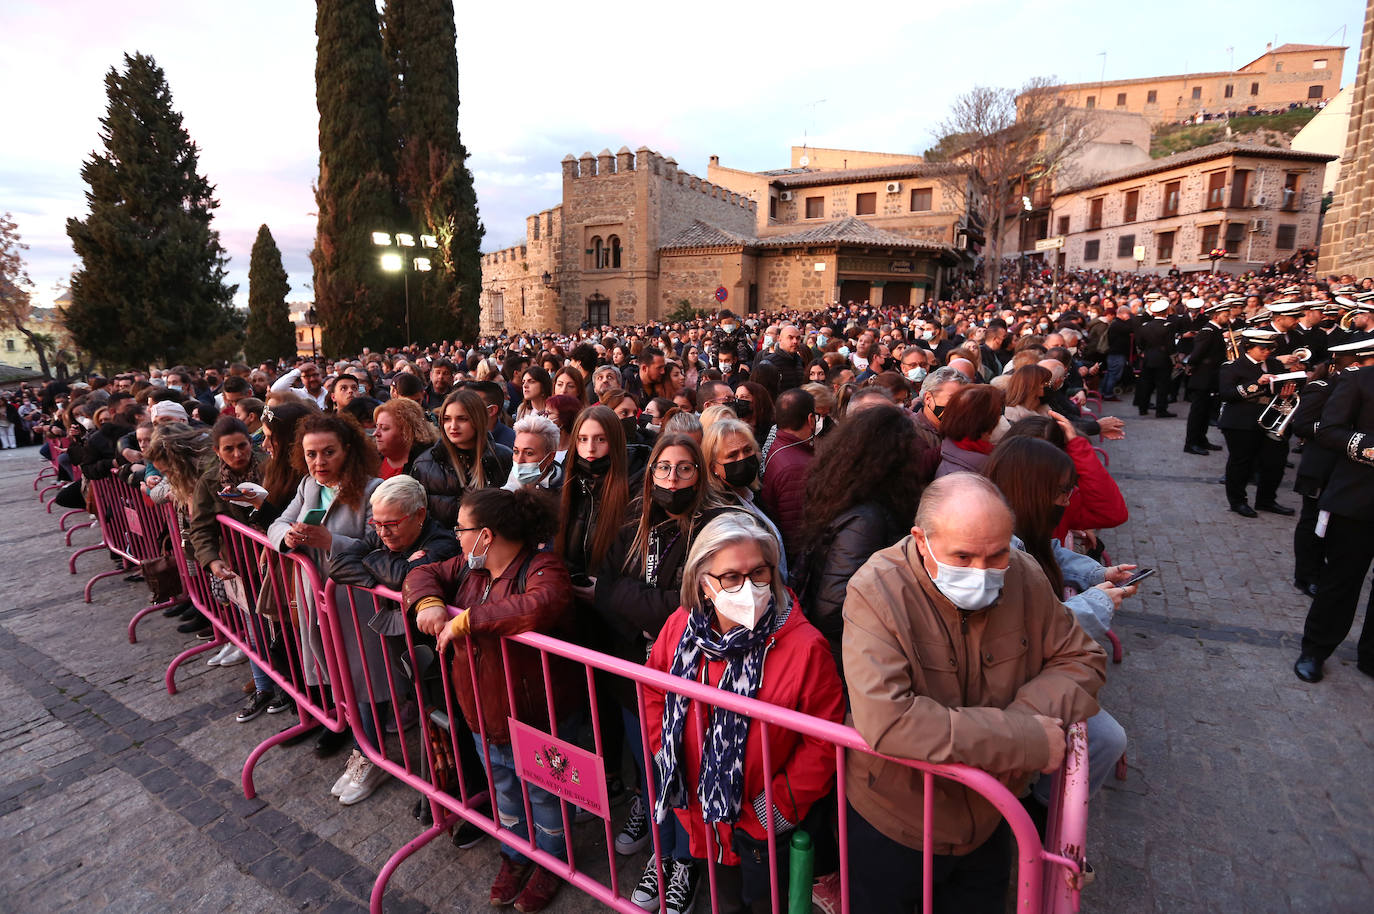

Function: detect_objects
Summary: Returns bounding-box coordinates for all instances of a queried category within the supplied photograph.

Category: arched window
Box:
[590,236,604,269]
[609,235,622,269]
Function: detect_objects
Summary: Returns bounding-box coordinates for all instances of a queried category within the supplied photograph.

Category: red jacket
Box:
[403,549,579,744]
[761,430,813,560]
[1055,436,1128,541]
[644,595,845,865]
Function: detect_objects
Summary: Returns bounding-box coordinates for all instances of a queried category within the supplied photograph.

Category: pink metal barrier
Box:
[325,579,1089,914]
[159,513,351,799]
[69,476,172,603]
[34,437,65,493]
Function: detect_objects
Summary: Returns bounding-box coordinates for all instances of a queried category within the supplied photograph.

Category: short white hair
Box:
[680,512,786,611]
[371,474,427,515]
[513,414,559,455]
[593,365,622,385]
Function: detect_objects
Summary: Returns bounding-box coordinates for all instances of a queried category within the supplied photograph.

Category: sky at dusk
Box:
[1,1,1364,311]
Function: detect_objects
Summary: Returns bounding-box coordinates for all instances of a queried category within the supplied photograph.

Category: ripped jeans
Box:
[474,717,579,864]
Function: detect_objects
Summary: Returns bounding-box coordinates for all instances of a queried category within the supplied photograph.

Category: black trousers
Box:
[847,803,1010,914]
[1293,494,1326,585]
[1301,513,1374,663]
[1222,428,1287,506]
[1185,389,1216,447]
[1134,363,1172,415]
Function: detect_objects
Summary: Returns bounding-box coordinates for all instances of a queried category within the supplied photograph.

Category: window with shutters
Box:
[1116,92,1126,106]
[1191,86,1202,100]
[1088,197,1104,230]
[1205,171,1226,210]
[1276,225,1297,249]
[1161,181,1180,217]
[805,196,824,219]
[1123,189,1139,223]
[1117,234,1136,258]
[1147,90,1158,104]
[910,188,932,211]
[855,192,877,216]
[1083,240,1100,261]
[1156,231,1175,261]
[1199,224,1220,254]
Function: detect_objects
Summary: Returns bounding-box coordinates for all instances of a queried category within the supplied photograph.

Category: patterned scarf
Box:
[218,451,263,495]
[654,594,783,825]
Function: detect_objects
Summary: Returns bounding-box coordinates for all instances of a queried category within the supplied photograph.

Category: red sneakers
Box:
[489,857,532,906]
[513,865,563,913]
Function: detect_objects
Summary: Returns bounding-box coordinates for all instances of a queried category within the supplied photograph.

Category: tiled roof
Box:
[769,162,968,188]
[1269,43,1345,54]
[755,217,949,250]
[1057,142,1338,195]
[1042,71,1236,93]
[658,220,753,250]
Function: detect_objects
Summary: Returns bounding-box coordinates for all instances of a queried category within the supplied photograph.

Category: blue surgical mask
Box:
[514,462,544,485]
[466,536,489,571]
[923,535,1006,611]
[906,367,927,383]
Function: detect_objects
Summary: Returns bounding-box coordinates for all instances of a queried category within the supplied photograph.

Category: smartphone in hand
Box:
[1120,567,1155,588]
[301,507,327,525]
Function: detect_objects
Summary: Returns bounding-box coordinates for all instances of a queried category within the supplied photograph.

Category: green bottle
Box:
[788,829,814,913]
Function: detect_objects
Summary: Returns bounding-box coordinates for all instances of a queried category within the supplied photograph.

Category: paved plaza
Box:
[0,401,1370,913]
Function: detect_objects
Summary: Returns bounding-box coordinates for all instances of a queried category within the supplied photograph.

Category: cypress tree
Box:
[312,0,406,357]
[65,52,240,369]
[244,224,295,364]
[383,0,484,345]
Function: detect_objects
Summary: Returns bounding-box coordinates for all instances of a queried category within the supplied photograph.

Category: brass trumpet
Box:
[1259,370,1306,441]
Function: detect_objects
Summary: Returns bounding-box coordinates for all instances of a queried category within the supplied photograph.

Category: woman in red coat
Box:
[644,512,845,914]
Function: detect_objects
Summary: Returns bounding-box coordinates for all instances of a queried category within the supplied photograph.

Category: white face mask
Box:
[922,330,936,340]
[707,580,771,630]
[514,462,544,485]
[921,534,1006,611]
[906,367,927,383]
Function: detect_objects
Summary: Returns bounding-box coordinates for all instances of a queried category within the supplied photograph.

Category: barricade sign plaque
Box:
[508,718,609,818]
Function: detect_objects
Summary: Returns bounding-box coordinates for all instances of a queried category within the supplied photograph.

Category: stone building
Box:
[1050,143,1335,274]
[1319,0,1374,278]
[1035,43,1347,124]
[478,145,971,333]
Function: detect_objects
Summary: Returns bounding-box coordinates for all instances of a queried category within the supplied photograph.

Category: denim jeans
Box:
[475,718,580,864]
[622,705,691,860]
[1103,354,1127,398]
[1032,709,1127,805]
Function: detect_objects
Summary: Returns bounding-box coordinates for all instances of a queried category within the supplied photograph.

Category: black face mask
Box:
[931,403,946,420]
[620,416,638,441]
[575,453,612,478]
[721,454,760,488]
[731,398,753,419]
[651,484,696,515]
[1049,503,1067,529]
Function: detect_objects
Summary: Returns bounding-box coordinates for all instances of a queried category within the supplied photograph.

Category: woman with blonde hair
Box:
[372,397,438,480]
[701,417,787,577]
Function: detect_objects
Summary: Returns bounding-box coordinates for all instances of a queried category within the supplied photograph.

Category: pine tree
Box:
[244,225,295,365]
[312,0,406,357]
[383,0,484,345]
[65,52,240,369]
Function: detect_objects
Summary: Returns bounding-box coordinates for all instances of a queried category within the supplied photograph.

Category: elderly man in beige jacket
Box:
[841,472,1106,914]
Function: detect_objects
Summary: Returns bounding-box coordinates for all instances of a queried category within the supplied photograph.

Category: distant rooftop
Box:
[1057,141,1338,194]
[768,162,968,189]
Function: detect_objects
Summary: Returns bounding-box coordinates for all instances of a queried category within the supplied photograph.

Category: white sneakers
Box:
[206,644,246,666]
[332,749,389,805]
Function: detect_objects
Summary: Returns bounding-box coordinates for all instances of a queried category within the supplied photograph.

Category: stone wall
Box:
[1319,0,1374,277]
[657,249,756,315]
[478,207,561,334]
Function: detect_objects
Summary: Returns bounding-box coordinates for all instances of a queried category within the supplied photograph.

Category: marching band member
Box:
[1218,329,1296,518]
[1182,300,1233,455]
[1294,338,1374,684]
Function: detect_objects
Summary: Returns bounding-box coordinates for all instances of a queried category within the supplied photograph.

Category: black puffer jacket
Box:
[796,502,907,679]
[409,439,512,528]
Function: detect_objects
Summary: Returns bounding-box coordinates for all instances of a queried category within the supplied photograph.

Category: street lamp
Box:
[372,231,439,347]
[305,307,318,360]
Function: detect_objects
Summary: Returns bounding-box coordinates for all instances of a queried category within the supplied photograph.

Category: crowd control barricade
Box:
[34,437,65,493]
[159,513,351,798]
[70,476,172,603]
[326,580,1090,914]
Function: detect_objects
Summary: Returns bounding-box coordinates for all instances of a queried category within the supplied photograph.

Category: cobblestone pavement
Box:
[0,399,1370,914]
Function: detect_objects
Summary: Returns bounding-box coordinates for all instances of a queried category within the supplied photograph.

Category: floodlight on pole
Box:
[395,233,416,247]
[380,253,404,272]
[371,231,392,246]
[414,257,432,272]
[419,234,439,248]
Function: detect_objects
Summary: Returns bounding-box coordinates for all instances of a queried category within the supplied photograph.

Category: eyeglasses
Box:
[367,518,406,531]
[707,565,773,593]
[454,526,482,534]
[652,462,698,481]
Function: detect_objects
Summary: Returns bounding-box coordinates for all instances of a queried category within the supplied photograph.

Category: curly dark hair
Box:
[462,486,560,550]
[290,412,380,508]
[799,403,924,550]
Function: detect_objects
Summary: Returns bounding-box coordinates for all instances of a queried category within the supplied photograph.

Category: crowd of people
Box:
[12,254,1374,914]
